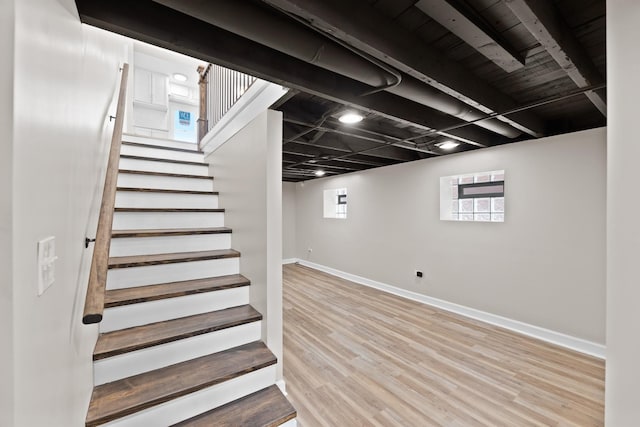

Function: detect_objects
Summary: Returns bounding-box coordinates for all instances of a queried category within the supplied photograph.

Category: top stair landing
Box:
[122,133,201,152]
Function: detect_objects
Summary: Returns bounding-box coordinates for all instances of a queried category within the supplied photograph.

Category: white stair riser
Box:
[281,420,298,427]
[123,134,199,151]
[119,157,209,176]
[110,234,232,257]
[113,212,224,230]
[106,258,239,289]
[102,366,277,427]
[117,173,213,192]
[94,322,261,385]
[115,191,218,209]
[101,286,250,332]
[121,144,205,163]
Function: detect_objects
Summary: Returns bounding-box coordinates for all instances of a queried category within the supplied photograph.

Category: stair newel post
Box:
[197,64,212,150]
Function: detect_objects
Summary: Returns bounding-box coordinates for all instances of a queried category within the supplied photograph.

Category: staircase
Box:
[86,135,296,426]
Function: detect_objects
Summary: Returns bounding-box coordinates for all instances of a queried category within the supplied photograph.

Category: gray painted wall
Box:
[207,109,284,382]
[293,128,606,344]
[282,182,297,260]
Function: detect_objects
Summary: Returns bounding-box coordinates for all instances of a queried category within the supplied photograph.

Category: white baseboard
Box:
[293,259,606,360]
[282,258,298,265]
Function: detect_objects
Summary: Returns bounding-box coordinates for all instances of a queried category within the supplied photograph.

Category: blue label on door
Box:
[178,111,191,125]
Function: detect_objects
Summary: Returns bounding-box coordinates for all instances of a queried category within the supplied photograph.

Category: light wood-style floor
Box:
[282,264,604,427]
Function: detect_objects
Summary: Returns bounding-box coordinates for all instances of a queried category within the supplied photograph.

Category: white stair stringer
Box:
[94,321,262,385]
[110,233,232,257]
[113,211,224,230]
[119,157,209,176]
[106,257,240,289]
[102,366,277,427]
[101,287,250,332]
[122,134,198,151]
[117,173,213,192]
[120,144,204,163]
[115,191,219,209]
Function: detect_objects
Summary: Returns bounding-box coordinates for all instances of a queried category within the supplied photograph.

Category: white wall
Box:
[11,1,130,424]
[294,128,606,345]
[0,0,15,425]
[130,45,204,142]
[206,110,284,382]
[282,182,297,260]
[606,0,640,424]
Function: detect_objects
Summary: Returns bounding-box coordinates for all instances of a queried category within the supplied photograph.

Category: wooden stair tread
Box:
[85,341,276,427]
[172,385,296,427]
[94,305,262,360]
[104,274,251,308]
[119,169,213,180]
[122,141,204,154]
[112,227,232,238]
[116,187,218,195]
[114,207,225,213]
[108,249,240,269]
[120,154,207,166]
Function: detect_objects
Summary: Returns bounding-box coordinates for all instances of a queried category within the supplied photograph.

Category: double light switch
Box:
[37,236,57,296]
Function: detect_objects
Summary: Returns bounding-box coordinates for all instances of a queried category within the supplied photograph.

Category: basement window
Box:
[440,170,505,222]
[323,188,347,219]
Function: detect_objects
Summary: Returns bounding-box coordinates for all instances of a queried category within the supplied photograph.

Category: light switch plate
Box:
[37,236,57,296]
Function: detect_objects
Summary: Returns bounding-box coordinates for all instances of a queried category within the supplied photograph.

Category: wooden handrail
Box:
[83,63,129,324]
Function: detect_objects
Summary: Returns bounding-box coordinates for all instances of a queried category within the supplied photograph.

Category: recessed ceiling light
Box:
[314,170,326,177]
[437,141,460,150]
[173,73,188,82]
[338,112,364,124]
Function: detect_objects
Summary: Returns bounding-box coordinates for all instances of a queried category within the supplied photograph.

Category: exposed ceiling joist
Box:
[260,0,545,137]
[283,117,441,155]
[284,148,390,167]
[75,0,499,149]
[414,0,525,73]
[294,137,420,162]
[290,137,429,162]
[287,140,411,164]
[284,159,363,172]
[505,0,607,116]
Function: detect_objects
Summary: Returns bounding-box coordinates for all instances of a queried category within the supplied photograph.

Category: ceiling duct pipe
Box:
[152,0,522,139]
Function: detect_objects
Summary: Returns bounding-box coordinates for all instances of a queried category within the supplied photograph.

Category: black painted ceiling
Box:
[74,0,606,181]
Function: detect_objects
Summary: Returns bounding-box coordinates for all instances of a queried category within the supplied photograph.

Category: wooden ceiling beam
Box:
[260,0,544,137]
[414,0,525,73]
[505,0,607,117]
